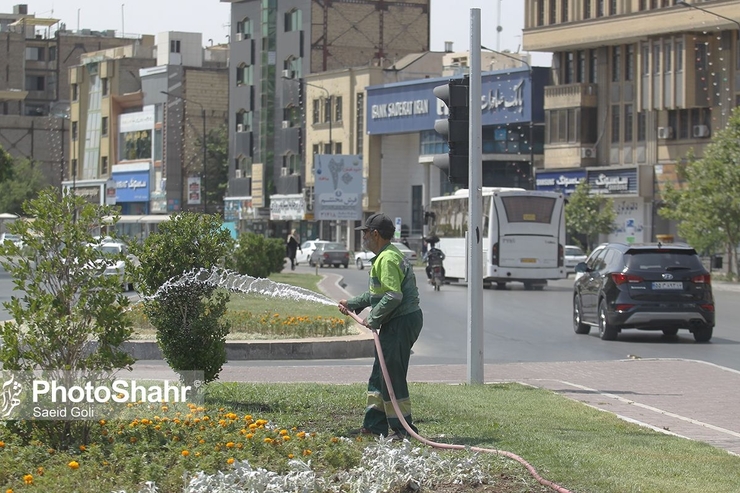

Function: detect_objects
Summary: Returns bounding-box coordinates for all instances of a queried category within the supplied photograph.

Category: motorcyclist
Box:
[422,235,445,283]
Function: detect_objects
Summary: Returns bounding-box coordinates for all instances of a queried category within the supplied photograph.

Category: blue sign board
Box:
[365,67,547,136]
[113,171,150,202]
[535,169,586,196]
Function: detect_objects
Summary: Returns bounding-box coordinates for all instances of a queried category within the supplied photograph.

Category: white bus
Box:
[428,188,567,289]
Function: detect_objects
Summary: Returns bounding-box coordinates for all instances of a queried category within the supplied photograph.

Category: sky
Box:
[29,0,551,66]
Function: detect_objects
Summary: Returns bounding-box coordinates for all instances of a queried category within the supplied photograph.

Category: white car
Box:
[0,233,23,249]
[90,241,138,291]
[355,242,418,270]
[564,245,587,277]
[300,239,330,264]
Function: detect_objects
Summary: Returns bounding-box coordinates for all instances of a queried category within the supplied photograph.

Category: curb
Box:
[124,272,374,361]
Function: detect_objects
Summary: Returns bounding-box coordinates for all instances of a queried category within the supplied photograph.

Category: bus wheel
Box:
[496,282,507,290]
[523,282,534,290]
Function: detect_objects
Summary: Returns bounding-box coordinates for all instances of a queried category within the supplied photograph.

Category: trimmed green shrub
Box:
[232,232,286,278]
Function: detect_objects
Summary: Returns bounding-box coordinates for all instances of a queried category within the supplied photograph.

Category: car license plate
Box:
[652,281,683,290]
[521,258,537,263]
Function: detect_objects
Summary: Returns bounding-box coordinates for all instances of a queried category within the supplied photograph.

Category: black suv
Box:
[573,243,714,342]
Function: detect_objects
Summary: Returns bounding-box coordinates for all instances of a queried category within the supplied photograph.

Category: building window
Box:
[72,121,78,140]
[312,144,319,160]
[283,56,302,80]
[25,46,45,61]
[549,0,557,24]
[356,93,364,154]
[312,99,320,124]
[589,49,598,83]
[121,130,152,160]
[564,52,574,84]
[653,42,661,74]
[626,45,635,81]
[323,143,332,154]
[102,78,109,96]
[236,64,253,85]
[624,104,633,142]
[334,142,342,154]
[641,43,650,76]
[597,0,604,17]
[676,40,684,72]
[637,111,646,142]
[284,9,302,32]
[583,0,591,19]
[611,105,620,143]
[334,96,343,122]
[101,156,108,175]
[576,50,586,83]
[664,42,672,73]
[236,110,252,131]
[49,46,56,61]
[170,39,181,53]
[102,117,108,136]
[323,98,332,123]
[72,83,78,101]
[561,0,569,23]
[237,17,252,39]
[609,0,617,15]
[536,0,545,26]
[25,75,45,91]
[612,46,621,82]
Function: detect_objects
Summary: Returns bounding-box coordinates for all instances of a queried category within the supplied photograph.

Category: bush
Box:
[129,213,234,383]
[232,232,286,278]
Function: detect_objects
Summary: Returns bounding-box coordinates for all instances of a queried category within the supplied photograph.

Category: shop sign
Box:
[587,168,638,195]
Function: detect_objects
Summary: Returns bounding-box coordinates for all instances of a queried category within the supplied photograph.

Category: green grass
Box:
[2,382,738,492]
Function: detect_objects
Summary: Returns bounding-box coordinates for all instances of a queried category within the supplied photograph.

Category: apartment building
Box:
[523,0,740,242]
[0,4,143,189]
[223,0,431,238]
[67,32,228,233]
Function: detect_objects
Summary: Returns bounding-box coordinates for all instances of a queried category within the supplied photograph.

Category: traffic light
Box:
[433,77,469,185]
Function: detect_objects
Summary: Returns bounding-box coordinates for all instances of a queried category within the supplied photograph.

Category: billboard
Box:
[313,154,362,221]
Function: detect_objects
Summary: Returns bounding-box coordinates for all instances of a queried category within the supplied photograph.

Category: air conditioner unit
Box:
[235,33,243,41]
[693,124,710,138]
[280,167,290,177]
[281,120,290,129]
[580,147,594,159]
[236,123,245,133]
[657,126,674,140]
[235,169,242,179]
[281,69,294,79]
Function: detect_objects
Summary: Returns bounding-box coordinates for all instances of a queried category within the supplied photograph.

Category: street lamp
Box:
[481,45,535,189]
[160,90,207,213]
[676,1,740,30]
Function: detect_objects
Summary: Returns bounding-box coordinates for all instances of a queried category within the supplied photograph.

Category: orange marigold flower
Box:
[302,449,312,456]
[68,461,80,470]
[282,436,291,442]
[23,474,33,485]
[225,441,235,448]
[288,453,294,459]
[331,437,339,443]
[99,420,106,426]
[279,429,288,436]
[181,450,190,457]
[246,433,254,439]
[79,445,86,452]
[263,437,273,444]
[0,441,5,448]
[226,458,235,465]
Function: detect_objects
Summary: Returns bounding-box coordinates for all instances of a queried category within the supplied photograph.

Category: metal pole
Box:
[60,117,65,192]
[202,107,207,213]
[468,8,484,385]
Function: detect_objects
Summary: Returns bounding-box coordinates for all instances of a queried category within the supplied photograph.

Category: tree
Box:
[129,212,234,383]
[0,158,47,215]
[565,182,617,252]
[199,123,229,213]
[230,232,286,278]
[659,107,740,278]
[0,145,14,182]
[0,188,134,373]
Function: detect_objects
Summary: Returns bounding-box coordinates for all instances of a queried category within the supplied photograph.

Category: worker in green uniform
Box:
[338,213,423,439]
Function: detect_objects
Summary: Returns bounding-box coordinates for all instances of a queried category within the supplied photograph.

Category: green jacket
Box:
[346,243,420,329]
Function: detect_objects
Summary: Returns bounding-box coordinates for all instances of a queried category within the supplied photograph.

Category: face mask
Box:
[362,233,371,251]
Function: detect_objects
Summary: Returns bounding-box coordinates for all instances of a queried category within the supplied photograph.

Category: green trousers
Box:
[363,309,423,436]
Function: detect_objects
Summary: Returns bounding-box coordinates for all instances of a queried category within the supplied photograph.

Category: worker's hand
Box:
[337,300,350,316]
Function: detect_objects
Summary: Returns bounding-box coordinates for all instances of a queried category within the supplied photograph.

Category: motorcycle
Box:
[431,263,444,291]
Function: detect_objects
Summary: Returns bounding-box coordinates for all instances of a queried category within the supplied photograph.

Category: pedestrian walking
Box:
[286,229,302,270]
[338,213,423,439]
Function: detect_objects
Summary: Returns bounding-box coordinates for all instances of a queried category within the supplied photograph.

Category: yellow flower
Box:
[263,437,273,444]
[79,445,86,452]
[296,431,306,439]
[68,461,80,470]
[246,433,254,439]
[194,452,201,457]
[23,474,33,485]
[199,439,206,444]
[288,453,294,459]
[279,429,288,436]
[6,488,14,493]
[331,437,339,443]
[36,467,44,475]
[226,458,235,465]
[99,419,107,426]
[181,450,190,457]
[282,436,291,441]
[226,441,235,448]
[302,449,312,456]
[0,441,5,448]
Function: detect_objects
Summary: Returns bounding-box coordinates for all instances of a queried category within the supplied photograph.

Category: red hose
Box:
[346,310,573,493]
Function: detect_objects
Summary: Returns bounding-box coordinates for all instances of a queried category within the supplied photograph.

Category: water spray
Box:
[343,309,573,493]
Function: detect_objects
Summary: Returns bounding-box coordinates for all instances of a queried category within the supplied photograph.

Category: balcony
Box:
[544,83,597,110]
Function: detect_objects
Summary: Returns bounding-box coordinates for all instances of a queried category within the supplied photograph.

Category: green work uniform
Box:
[345,243,423,436]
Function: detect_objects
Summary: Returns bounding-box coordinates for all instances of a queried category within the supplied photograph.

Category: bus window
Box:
[500,196,556,224]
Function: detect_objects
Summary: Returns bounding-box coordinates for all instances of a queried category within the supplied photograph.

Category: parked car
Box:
[89,241,138,291]
[355,242,418,270]
[573,242,714,342]
[0,233,23,249]
[300,239,330,264]
[564,245,587,276]
[308,242,350,268]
